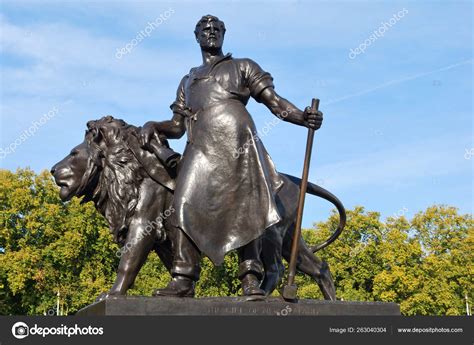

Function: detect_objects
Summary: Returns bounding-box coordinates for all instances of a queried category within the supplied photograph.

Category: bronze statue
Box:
[138,15,331,298]
[50,117,176,300]
[51,14,346,302]
[51,116,345,300]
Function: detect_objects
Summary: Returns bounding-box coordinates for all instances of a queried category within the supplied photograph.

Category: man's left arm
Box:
[243,58,322,130]
[258,87,323,130]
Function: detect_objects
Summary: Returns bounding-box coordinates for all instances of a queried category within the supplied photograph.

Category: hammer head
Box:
[282,284,298,302]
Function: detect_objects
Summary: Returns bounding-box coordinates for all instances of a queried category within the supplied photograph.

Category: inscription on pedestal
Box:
[76,296,401,316]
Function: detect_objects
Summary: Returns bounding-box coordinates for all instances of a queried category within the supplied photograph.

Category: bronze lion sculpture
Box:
[51,116,345,300]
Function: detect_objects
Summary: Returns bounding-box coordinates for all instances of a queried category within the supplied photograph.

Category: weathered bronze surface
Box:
[51,15,346,303]
[51,116,345,301]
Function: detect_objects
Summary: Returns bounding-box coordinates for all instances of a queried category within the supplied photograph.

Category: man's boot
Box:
[153,275,195,297]
[153,227,201,298]
[239,260,265,296]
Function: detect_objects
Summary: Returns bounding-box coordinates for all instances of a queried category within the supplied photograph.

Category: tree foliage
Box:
[0,169,472,315]
[305,206,473,315]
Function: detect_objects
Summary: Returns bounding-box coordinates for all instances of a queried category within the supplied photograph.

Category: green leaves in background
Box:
[0,169,472,315]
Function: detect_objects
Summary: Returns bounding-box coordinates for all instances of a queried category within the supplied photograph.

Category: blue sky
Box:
[0,0,472,227]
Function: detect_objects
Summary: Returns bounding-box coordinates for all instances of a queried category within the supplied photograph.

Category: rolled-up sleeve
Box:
[241,59,274,102]
[170,75,189,116]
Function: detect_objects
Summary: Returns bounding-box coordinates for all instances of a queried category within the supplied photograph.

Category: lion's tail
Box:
[281,174,346,253]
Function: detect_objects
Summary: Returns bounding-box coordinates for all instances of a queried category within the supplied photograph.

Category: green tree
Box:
[1,169,472,315]
[299,206,472,315]
[0,168,119,315]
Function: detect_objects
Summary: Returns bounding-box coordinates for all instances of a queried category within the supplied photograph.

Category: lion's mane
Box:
[81,116,144,244]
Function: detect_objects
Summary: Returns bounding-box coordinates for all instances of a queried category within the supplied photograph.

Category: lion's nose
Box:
[50,164,57,175]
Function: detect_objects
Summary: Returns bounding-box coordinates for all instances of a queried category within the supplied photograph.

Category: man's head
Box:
[194,15,226,51]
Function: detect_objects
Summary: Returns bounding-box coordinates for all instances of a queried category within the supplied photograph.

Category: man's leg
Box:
[238,237,265,296]
[154,226,201,297]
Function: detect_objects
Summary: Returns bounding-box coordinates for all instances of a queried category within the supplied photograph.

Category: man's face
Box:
[196,20,224,50]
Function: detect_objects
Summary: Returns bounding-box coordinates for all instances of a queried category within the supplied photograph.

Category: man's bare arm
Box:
[139,112,186,148]
[145,112,186,139]
[258,87,323,130]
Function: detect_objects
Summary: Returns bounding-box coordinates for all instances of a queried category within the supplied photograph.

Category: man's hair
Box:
[194,15,226,37]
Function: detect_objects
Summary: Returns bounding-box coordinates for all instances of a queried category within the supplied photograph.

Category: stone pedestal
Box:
[76,296,400,316]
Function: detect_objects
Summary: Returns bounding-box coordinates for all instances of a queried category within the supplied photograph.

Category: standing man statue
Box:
[139,15,323,297]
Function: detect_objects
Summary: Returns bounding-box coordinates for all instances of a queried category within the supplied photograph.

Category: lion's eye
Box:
[70,151,78,157]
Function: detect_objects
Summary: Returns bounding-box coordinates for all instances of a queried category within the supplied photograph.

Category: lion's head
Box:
[51,115,167,244]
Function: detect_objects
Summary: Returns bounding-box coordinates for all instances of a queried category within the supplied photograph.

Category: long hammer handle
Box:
[282,98,319,301]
